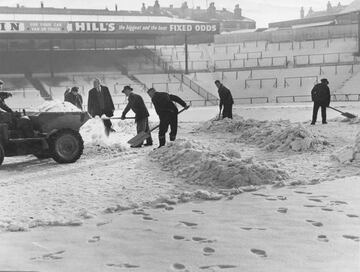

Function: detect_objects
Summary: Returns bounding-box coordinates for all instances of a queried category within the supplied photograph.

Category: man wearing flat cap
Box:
[311,78,331,125]
[121,86,152,147]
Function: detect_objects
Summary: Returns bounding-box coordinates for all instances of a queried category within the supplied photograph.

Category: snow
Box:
[30,100,81,112]
[0,104,359,271]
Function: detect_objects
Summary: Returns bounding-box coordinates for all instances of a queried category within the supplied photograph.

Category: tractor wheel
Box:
[0,143,4,166]
[50,129,84,164]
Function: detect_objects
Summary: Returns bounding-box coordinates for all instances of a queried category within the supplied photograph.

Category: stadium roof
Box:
[339,0,360,14]
[0,13,201,23]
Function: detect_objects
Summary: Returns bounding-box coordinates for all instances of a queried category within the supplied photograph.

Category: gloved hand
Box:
[120,115,126,120]
[184,104,190,110]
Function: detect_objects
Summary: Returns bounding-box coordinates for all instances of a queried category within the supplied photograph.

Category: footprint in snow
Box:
[308,198,322,203]
[31,250,65,260]
[250,248,267,258]
[277,207,288,214]
[88,236,100,243]
[306,220,323,227]
[179,221,198,227]
[321,208,334,212]
[107,263,140,268]
[203,247,215,256]
[330,200,348,205]
[192,237,216,243]
[294,191,312,195]
[172,263,186,270]
[346,214,359,218]
[317,235,329,242]
[200,264,237,269]
[252,193,270,197]
[143,216,157,221]
[173,235,185,240]
[343,235,359,242]
[192,210,205,215]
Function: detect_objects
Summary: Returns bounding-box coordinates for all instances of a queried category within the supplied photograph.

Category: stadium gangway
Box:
[283,76,319,88]
[293,52,360,67]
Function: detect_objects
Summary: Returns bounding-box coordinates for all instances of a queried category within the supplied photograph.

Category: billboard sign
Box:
[0,21,219,34]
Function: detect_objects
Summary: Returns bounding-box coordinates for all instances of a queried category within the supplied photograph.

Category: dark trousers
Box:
[312,102,327,124]
[136,117,152,146]
[159,113,178,146]
[222,103,233,119]
[102,119,113,136]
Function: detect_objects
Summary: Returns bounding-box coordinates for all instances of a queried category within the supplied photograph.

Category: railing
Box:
[319,63,356,75]
[214,56,288,70]
[283,76,318,88]
[245,78,278,89]
[293,52,360,67]
[233,51,263,60]
[113,83,147,94]
[168,60,210,72]
[173,73,218,105]
[275,93,360,103]
[151,82,184,93]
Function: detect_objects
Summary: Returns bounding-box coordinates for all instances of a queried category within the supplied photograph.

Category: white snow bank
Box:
[198,116,329,152]
[331,131,360,163]
[149,139,288,188]
[30,100,81,112]
[80,117,130,155]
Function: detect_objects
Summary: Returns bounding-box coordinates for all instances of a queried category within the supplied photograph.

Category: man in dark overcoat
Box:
[147,88,189,148]
[88,78,115,135]
[215,80,234,119]
[311,78,331,125]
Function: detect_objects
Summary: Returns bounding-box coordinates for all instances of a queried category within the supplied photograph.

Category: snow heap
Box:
[80,117,129,155]
[331,131,360,163]
[149,139,288,188]
[198,116,329,152]
[31,100,81,112]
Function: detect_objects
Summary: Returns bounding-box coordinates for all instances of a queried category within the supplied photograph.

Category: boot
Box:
[158,137,166,148]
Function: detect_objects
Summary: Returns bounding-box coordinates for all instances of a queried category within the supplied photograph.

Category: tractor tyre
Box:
[50,129,84,164]
[0,143,4,166]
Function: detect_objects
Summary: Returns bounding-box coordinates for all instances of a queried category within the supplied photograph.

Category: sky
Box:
[0,0,356,27]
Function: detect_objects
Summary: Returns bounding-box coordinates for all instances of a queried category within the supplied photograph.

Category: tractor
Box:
[0,111,91,166]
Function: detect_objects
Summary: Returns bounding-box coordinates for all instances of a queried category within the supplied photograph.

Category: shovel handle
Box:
[149,105,189,132]
[327,106,343,114]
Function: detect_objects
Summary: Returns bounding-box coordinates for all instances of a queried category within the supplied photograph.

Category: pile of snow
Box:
[332,131,360,163]
[198,116,329,152]
[149,140,288,188]
[31,100,81,112]
[80,117,129,155]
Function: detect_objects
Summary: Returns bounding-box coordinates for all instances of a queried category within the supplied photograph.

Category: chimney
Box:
[40,1,44,8]
[170,4,173,9]
[234,4,242,18]
[115,4,118,11]
[300,6,304,19]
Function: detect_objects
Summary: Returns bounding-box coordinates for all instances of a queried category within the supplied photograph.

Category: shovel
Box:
[101,115,135,120]
[127,107,189,146]
[328,106,357,119]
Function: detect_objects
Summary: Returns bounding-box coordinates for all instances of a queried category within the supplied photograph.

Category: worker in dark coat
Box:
[147,88,189,148]
[65,86,83,110]
[88,78,115,136]
[311,78,331,125]
[121,86,152,148]
[0,80,13,113]
[215,80,234,119]
[0,80,34,137]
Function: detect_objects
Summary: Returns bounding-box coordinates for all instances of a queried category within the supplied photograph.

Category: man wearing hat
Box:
[64,86,83,110]
[147,88,189,148]
[311,78,331,125]
[121,86,152,147]
[0,80,13,113]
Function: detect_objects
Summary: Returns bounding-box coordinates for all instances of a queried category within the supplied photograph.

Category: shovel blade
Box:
[342,112,357,119]
[127,131,150,146]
